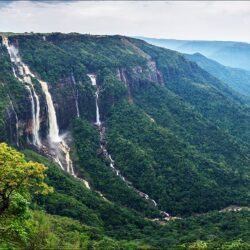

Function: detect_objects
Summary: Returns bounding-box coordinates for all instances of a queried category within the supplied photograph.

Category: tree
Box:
[0,143,52,215]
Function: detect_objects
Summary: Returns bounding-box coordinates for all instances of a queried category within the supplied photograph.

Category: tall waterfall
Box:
[8,96,19,147]
[39,80,90,189]
[87,73,158,207]
[0,80,20,147]
[95,90,101,126]
[3,37,41,147]
[2,37,89,189]
[40,81,60,143]
[71,73,80,118]
[39,80,74,173]
[87,74,101,126]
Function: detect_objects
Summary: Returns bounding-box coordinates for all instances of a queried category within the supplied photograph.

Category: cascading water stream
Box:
[39,80,90,189]
[39,81,60,143]
[87,74,101,126]
[71,73,80,118]
[95,90,101,126]
[87,73,158,207]
[0,80,19,147]
[7,97,19,147]
[9,99,19,147]
[25,85,41,146]
[40,80,74,173]
[2,37,90,189]
[3,37,41,147]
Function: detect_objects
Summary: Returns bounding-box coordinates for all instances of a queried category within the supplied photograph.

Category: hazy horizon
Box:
[1,1,250,43]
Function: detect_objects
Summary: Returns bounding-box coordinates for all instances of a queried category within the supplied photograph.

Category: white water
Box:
[9,97,19,147]
[87,73,158,206]
[0,79,19,147]
[3,37,41,147]
[87,74,101,126]
[101,131,158,207]
[40,81,60,143]
[71,73,80,118]
[87,74,96,86]
[3,37,90,189]
[95,91,101,126]
[25,84,41,146]
[40,80,74,172]
[39,80,90,189]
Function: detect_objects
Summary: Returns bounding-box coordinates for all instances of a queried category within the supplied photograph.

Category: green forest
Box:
[0,33,250,249]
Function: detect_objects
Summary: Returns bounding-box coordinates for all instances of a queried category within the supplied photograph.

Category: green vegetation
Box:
[23,149,160,240]
[73,118,159,218]
[1,33,250,248]
[0,143,52,249]
[0,42,29,144]
[147,210,250,249]
[1,144,250,249]
[106,101,250,215]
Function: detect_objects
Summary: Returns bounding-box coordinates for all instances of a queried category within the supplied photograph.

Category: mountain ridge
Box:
[184,52,250,96]
[137,36,250,71]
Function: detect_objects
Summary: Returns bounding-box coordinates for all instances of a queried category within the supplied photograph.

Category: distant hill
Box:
[137,37,250,71]
[184,52,250,96]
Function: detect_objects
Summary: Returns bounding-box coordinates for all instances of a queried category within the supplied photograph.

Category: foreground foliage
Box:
[0,143,52,248]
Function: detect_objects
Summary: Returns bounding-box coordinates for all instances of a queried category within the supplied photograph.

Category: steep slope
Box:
[185,52,250,96]
[1,32,250,220]
[130,38,250,145]
[24,150,160,239]
[138,36,250,71]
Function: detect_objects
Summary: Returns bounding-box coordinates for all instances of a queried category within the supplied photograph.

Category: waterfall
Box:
[87,74,96,86]
[87,73,158,207]
[26,86,38,145]
[39,80,72,170]
[71,73,80,118]
[0,80,20,147]
[101,139,157,207]
[39,80,90,189]
[39,80,60,143]
[3,37,41,147]
[8,97,19,147]
[2,37,90,189]
[95,90,101,126]
[87,74,101,126]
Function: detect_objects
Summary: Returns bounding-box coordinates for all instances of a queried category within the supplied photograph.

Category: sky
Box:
[1,1,250,42]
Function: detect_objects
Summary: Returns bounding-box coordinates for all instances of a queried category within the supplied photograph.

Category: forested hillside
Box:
[1,33,250,249]
[185,52,250,96]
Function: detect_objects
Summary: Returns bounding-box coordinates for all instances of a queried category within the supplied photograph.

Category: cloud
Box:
[0,1,250,42]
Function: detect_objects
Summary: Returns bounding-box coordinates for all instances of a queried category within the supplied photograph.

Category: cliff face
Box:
[3,33,247,147]
[11,34,166,133]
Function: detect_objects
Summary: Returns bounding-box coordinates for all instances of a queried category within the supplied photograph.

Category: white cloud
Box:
[0,1,250,42]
